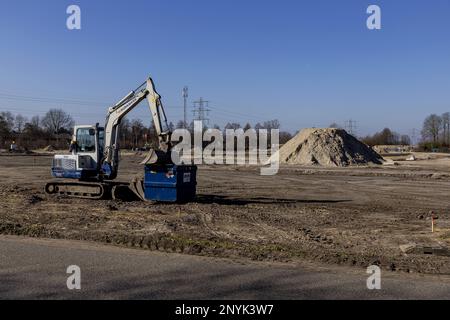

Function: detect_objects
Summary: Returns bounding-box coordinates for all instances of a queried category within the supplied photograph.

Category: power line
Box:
[0,91,302,129]
[0,91,272,123]
[0,92,109,107]
[207,105,273,121]
[0,92,184,109]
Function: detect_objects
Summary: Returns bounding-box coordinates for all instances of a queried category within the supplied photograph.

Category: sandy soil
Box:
[1,152,450,274]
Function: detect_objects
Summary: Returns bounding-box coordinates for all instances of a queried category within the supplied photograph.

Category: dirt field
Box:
[2,152,450,274]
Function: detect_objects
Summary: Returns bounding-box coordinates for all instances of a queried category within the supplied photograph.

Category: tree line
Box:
[361,128,411,146]
[361,113,450,150]
[0,109,74,150]
[329,123,412,147]
[420,113,450,150]
[0,108,292,151]
[333,112,450,151]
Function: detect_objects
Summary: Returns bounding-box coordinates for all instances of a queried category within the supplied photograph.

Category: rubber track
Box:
[45,177,148,201]
[44,181,106,199]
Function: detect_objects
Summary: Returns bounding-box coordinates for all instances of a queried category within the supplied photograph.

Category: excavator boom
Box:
[102,78,172,180]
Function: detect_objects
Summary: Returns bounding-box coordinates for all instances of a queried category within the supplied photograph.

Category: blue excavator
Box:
[44,77,196,202]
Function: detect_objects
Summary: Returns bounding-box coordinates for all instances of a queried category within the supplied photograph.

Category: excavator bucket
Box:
[141,149,172,165]
[129,174,147,201]
[141,149,159,165]
[110,174,149,202]
[111,182,142,201]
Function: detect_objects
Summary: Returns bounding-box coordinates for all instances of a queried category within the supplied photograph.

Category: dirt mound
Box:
[276,128,384,166]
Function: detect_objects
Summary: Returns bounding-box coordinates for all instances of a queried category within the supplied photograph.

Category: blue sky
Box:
[0,0,449,136]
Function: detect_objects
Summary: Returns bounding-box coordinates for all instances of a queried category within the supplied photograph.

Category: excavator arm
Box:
[102,77,172,180]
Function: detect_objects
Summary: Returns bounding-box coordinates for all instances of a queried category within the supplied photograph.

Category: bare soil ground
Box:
[2,152,450,274]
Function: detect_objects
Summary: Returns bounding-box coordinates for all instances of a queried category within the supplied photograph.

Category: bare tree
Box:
[442,112,450,145]
[243,123,252,131]
[0,115,11,145]
[30,115,40,128]
[263,119,280,130]
[14,114,27,133]
[130,118,144,148]
[41,109,74,134]
[279,131,293,144]
[400,134,411,146]
[0,111,14,131]
[329,122,341,129]
[118,117,131,148]
[225,122,241,130]
[421,114,442,145]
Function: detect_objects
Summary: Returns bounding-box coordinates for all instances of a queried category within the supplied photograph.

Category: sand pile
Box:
[275,128,384,167]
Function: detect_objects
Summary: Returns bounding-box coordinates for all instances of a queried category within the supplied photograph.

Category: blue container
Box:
[144,164,197,202]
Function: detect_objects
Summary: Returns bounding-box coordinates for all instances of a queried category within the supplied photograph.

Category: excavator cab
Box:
[51,124,104,180]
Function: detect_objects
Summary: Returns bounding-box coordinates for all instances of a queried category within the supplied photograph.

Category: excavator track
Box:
[45,178,147,201]
[45,181,107,199]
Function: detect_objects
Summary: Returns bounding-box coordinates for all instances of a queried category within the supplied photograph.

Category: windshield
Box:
[76,128,96,152]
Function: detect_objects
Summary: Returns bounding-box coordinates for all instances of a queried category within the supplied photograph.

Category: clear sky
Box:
[0,0,449,136]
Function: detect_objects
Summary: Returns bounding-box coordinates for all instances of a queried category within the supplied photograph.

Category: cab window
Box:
[76,128,96,152]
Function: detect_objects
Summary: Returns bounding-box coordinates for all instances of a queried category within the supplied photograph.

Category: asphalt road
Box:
[1,235,450,299]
